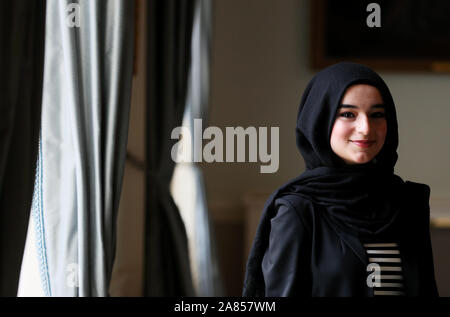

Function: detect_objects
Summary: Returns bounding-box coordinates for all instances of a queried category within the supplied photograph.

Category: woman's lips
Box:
[351,140,375,148]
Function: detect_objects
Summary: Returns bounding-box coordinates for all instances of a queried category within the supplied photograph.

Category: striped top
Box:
[363,242,405,296]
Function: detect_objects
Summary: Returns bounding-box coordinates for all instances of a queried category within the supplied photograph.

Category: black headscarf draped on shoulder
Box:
[243,62,408,296]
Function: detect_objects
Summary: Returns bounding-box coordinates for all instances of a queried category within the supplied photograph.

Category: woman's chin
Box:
[344,154,374,165]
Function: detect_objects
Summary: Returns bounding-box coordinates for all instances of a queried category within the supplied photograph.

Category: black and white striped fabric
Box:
[363,242,405,296]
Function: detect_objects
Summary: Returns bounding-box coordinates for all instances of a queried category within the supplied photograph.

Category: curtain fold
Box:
[190,0,224,296]
[36,0,135,296]
[171,0,224,296]
[0,0,46,297]
[144,0,196,296]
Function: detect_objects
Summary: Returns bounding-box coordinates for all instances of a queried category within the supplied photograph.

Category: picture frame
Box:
[311,0,450,72]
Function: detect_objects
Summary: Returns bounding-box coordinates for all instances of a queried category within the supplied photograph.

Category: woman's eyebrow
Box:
[338,104,385,109]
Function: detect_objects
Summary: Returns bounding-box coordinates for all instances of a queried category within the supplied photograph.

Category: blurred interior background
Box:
[113,0,450,296]
[6,0,450,296]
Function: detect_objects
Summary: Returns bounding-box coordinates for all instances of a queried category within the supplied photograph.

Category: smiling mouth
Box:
[351,140,375,148]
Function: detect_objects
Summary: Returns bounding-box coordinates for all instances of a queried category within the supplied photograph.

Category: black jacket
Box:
[260,181,439,297]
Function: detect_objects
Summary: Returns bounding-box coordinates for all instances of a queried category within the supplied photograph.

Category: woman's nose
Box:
[356,115,370,135]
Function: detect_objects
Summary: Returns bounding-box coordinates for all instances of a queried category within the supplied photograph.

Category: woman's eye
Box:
[338,112,386,119]
[339,112,354,118]
[371,112,386,118]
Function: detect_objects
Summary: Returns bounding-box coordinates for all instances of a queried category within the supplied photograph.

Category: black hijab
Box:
[243,62,408,296]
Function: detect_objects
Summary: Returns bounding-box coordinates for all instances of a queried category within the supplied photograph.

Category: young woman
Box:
[243,62,439,297]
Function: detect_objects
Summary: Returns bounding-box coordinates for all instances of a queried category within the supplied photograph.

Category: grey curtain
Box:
[35,0,135,296]
[183,0,224,296]
[0,1,46,297]
[144,0,196,296]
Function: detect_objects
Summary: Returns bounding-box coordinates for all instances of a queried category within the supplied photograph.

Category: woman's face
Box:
[330,84,387,165]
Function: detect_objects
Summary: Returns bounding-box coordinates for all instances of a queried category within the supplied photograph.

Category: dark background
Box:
[324,0,450,59]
